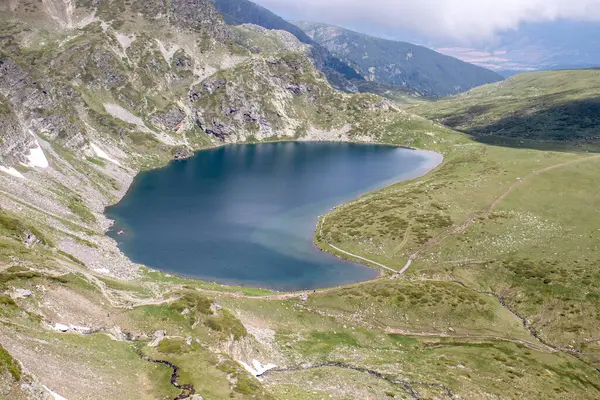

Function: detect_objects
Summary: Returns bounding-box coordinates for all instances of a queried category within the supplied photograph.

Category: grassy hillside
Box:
[294,21,503,96]
[413,69,600,142]
[315,69,600,385]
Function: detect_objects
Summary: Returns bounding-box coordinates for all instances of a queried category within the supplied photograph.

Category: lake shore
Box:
[103,141,443,291]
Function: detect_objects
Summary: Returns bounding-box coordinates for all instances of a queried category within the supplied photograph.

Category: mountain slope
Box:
[211,0,313,44]
[211,0,366,92]
[294,21,504,96]
[412,69,600,142]
[0,3,455,397]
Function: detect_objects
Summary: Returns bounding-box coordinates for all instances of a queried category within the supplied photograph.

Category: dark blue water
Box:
[106,142,441,291]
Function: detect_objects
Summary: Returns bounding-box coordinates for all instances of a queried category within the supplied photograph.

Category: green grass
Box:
[1,9,600,400]
[316,139,600,353]
[205,309,247,340]
[87,157,106,167]
[67,195,97,224]
[223,289,600,399]
[317,144,580,270]
[157,337,196,354]
[170,291,213,315]
[0,210,53,247]
[412,69,600,142]
[0,344,21,381]
[415,156,600,348]
[144,342,273,399]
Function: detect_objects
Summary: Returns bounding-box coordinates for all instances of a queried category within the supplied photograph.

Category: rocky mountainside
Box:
[212,0,313,44]
[211,0,369,92]
[0,0,407,171]
[294,21,504,96]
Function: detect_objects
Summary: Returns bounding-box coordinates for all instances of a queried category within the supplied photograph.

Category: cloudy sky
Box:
[253,0,600,43]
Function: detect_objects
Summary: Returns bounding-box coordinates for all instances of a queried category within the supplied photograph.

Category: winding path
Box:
[314,154,600,279]
[318,216,400,274]
[326,241,399,274]
[407,153,600,267]
[258,362,456,399]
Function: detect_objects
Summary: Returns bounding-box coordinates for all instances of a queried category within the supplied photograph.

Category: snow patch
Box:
[91,143,121,166]
[116,33,135,51]
[25,138,49,168]
[239,359,277,377]
[53,323,91,334]
[43,386,68,400]
[93,267,111,275]
[53,323,69,332]
[0,166,25,179]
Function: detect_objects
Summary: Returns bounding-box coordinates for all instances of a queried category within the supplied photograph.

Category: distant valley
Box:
[433,20,600,75]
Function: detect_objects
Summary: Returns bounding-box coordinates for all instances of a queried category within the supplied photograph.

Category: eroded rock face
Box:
[0,59,53,111]
[0,58,86,163]
[148,330,166,347]
[151,108,186,132]
[190,54,328,142]
[173,148,193,160]
[0,99,34,166]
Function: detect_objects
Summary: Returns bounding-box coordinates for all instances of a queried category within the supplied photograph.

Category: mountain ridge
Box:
[293,20,504,96]
[211,0,366,92]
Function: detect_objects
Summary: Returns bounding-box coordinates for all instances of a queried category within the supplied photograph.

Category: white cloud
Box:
[254,0,600,41]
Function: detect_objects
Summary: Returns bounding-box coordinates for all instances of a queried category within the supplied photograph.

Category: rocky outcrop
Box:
[151,107,187,132]
[0,59,53,110]
[189,53,396,143]
[170,0,225,32]
[0,98,34,166]
[232,24,308,54]
[0,57,86,161]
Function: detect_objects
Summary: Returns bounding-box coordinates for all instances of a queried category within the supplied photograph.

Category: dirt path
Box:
[318,216,399,274]
[258,361,456,399]
[313,155,600,278]
[384,328,552,352]
[393,222,412,255]
[407,153,600,266]
[488,154,600,211]
[326,242,399,274]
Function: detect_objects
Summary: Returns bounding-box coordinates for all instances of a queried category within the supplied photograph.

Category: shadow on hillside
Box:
[444,97,600,153]
[471,135,600,154]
